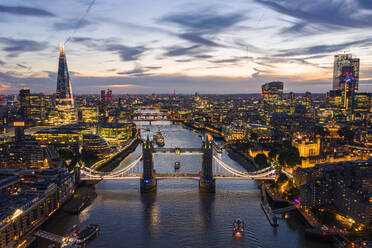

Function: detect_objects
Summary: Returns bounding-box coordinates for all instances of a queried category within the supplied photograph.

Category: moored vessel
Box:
[153,130,165,147]
[73,224,100,244]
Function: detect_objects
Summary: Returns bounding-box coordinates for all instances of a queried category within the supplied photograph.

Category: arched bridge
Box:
[80,136,276,193]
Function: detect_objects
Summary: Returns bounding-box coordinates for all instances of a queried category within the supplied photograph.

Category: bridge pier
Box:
[199,135,215,193]
[140,136,157,193]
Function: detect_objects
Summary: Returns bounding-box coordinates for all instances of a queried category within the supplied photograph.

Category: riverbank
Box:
[96,137,141,172]
[62,185,97,214]
[225,146,258,171]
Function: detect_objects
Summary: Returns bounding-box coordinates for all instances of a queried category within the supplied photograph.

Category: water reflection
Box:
[198,192,215,230]
[141,192,159,235]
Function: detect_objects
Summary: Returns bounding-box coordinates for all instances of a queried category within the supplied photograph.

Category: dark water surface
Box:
[42,121,332,248]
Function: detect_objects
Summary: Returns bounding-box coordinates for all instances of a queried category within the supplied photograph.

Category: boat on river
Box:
[174,162,180,170]
[75,224,100,244]
[153,130,165,147]
[233,219,244,237]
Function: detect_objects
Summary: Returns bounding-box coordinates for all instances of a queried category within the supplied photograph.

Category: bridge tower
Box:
[199,135,215,193]
[140,136,157,193]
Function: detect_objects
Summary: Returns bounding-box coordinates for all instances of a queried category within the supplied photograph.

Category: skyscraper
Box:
[262,82,283,104]
[47,44,77,125]
[56,43,74,106]
[19,86,31,121]
[333,54,359,91]
[332,54,360,118]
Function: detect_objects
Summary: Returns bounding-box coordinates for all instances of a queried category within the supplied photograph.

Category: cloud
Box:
[0,60,5,66]
[117,67,149,77]
[211,58,240,64]
[357,0,372,9]
[0,37,48,57]
[53,19,94,31]
[117,65,161,77]
[178,33,220,47]
[16,63,32,70]
[163,45,201,57]
[105,44,147,61]
[161,10,245,34]
[193,55,213,59]
[71,37,148,61]
[254,0,372,30]
[276,38,372,57]
[0,4,55,17]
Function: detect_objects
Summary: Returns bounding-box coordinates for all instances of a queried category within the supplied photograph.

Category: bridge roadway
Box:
[80,173,275,181]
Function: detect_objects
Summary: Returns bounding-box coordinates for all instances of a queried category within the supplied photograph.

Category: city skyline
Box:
[1,0,372,94]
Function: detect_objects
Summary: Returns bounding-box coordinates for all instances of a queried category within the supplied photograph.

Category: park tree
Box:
[278,146,300,168]
[254,153,268,168]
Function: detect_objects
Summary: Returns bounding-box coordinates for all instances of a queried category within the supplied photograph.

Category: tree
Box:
[254,153,268,168]
[278,146,300,168]
[313,126,329,138]
[81,148,98,163]
[250,132,258,141]
[338,126,355,143]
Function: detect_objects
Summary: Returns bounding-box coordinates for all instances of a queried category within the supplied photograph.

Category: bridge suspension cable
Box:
[82,155,143,177]
[213,156,274,178]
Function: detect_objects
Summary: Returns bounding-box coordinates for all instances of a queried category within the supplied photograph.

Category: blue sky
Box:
[0,0,372,94]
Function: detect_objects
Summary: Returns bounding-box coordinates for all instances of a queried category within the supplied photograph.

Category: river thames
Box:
[41,121,332,248]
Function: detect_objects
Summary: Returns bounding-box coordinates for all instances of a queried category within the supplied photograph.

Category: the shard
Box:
[56,43,74,106]
[48,43,77,125]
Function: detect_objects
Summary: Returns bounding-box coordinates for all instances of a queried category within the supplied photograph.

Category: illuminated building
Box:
[19,87,31,122]
[48,44,77,126]
[19,87,46,125]
[328,90,342,107]
[353,92,371,120]
[33,129,79,156]
[0,168,74,248]
[78,106,98,123]
[82,134,110,158]
[292,138,320,158]
[262,81,283,111]
[333,54,359,91]
[106,89,112,104]
[195,92,200,102]
[0,122,58,169]
[97,122,132,144]
[29,93,46,124]
[56,43,74,106]
[222,125,246,141]
[295,160,372,226]
[289,92,295,102]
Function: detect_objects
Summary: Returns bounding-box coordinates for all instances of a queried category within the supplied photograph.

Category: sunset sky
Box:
[1,0,372,94]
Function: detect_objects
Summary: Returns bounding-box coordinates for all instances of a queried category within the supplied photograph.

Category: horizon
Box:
[0,0,372,94]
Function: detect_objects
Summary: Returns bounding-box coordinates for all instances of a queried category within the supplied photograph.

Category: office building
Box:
[262,81,284,110]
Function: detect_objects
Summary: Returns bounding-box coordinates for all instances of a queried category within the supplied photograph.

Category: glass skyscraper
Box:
[56,43,74,106]
[332,54,359,91]
[48,44,77,125]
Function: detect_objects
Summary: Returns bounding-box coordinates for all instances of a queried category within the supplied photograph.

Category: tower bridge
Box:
[80,136,277,193]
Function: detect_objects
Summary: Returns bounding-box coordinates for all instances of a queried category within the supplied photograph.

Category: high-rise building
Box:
[106,89,112,105]
[328,90,342,107]
[48,44,77,125]
[261,81,283,110]
[333,54,359,91]
[56,43,74,106]
[19,87,46,125]
[29,93,46,124]
[353,92,371,120]
[19,87,31,122]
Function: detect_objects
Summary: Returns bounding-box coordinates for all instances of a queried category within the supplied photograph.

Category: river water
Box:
[41,121,332,248]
